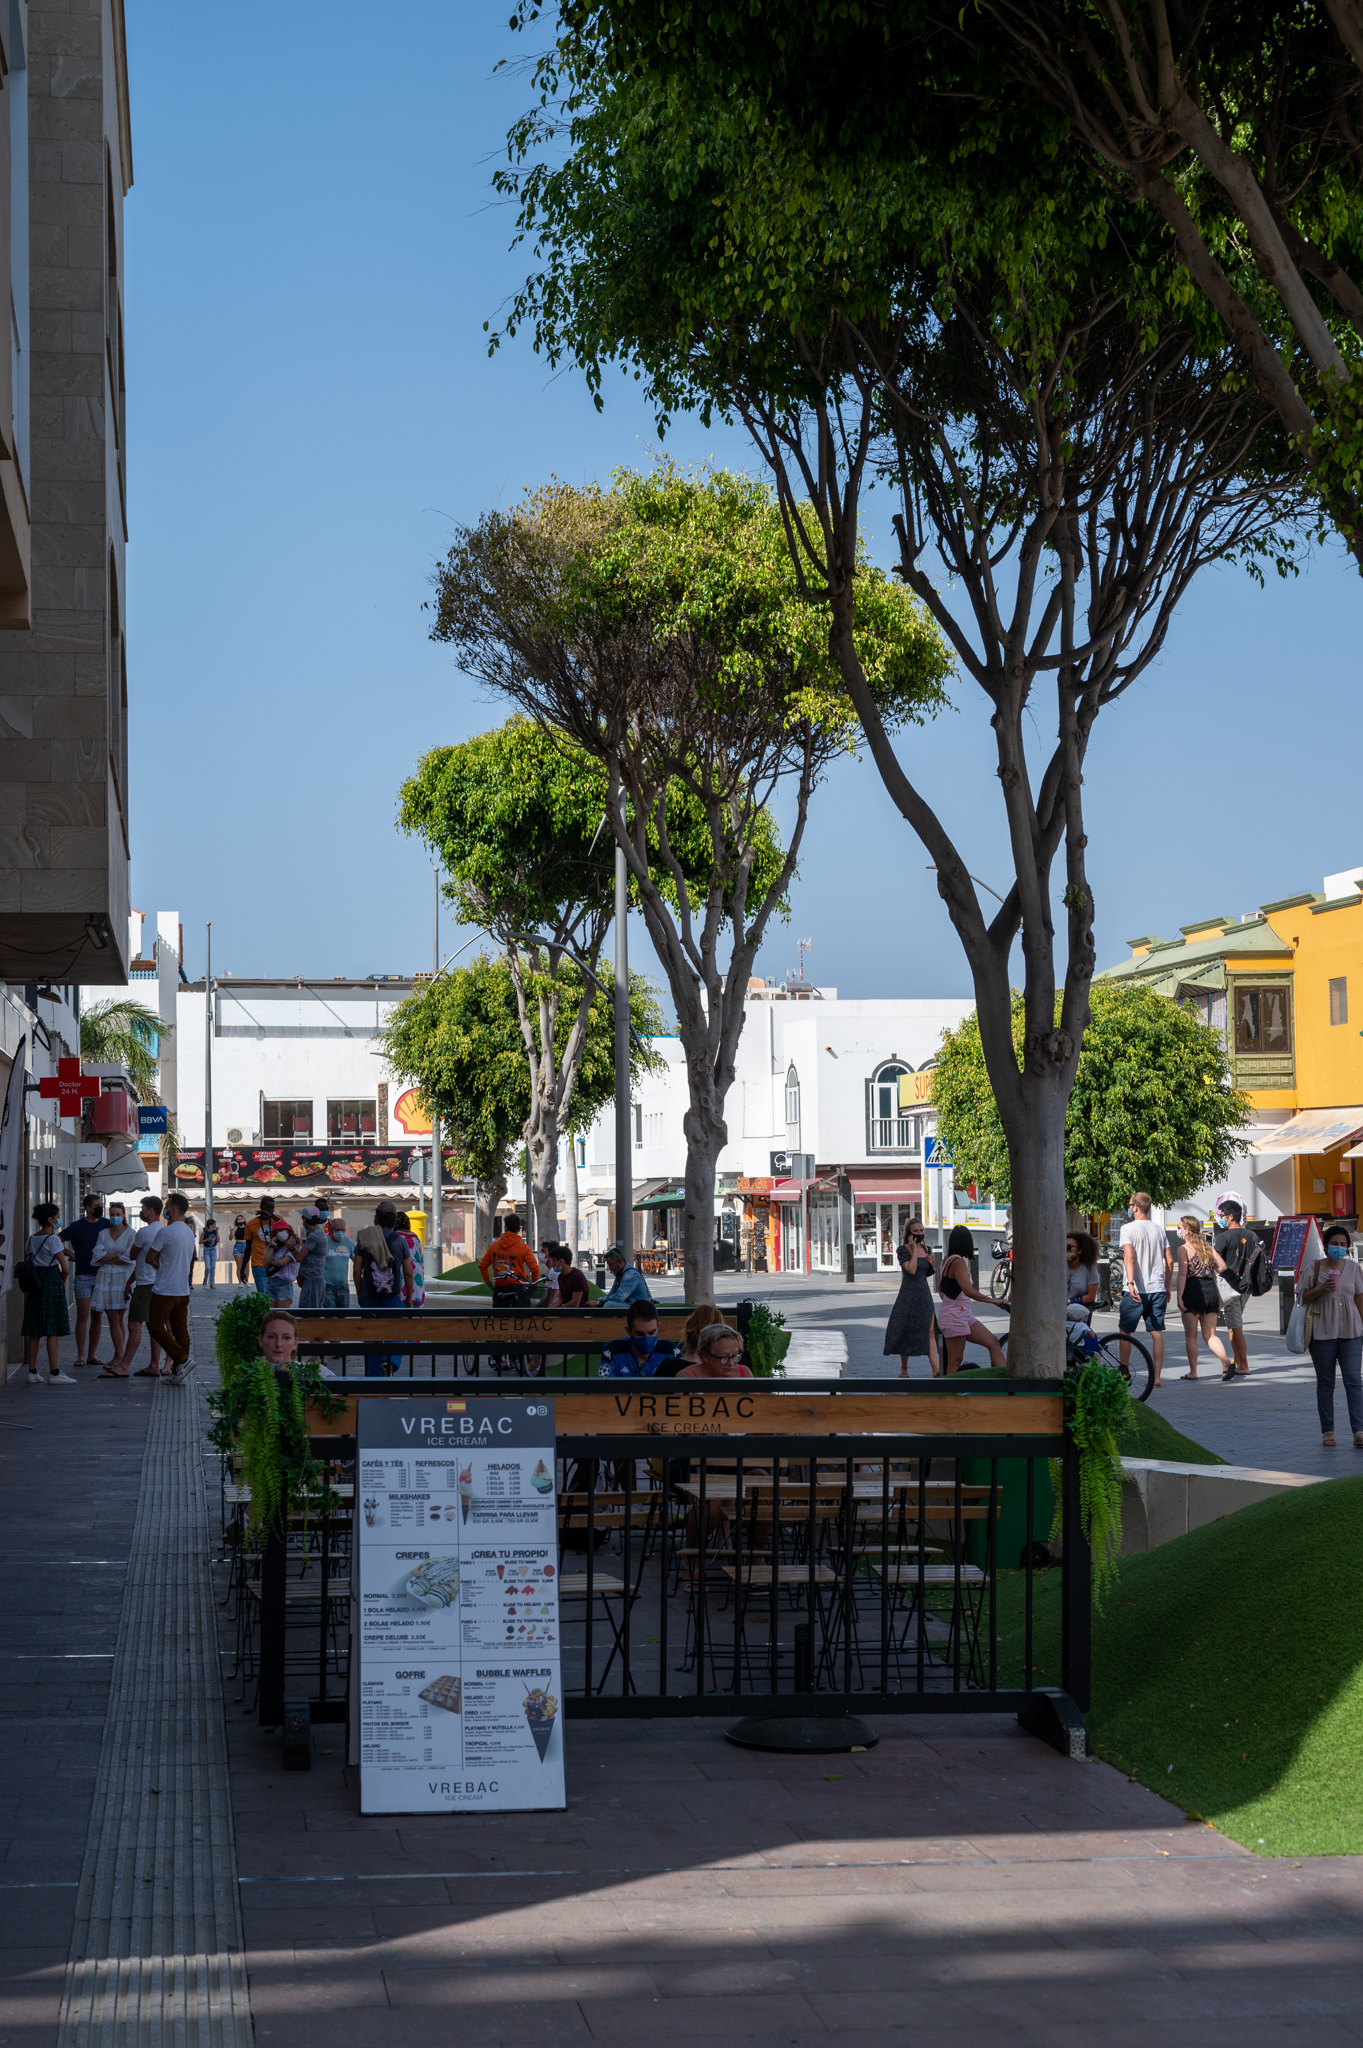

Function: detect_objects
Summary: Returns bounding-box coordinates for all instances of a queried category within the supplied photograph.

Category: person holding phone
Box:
[1298,1225,1363,1448]
[883,1221,939,1377]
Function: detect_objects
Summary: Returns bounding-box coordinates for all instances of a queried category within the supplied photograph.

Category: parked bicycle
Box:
[993,1307,1154,1401]
[989,1237,1013,1302]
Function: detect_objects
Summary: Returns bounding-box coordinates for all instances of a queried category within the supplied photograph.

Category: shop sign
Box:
[357,1398,565,1816]
[899,1070,935,1108]
[173,1145,463,1188]
[392,1088,433,1136]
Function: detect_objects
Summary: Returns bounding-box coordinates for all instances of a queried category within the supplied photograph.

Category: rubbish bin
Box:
[962,1456,1055,1570]
[1279,1272,1295,1335]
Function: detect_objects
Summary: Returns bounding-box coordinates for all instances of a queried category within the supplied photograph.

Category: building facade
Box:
[1104,862,1363,1226]
[574,982,978,1274]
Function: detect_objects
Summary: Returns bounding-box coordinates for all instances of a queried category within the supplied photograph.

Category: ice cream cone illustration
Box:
[530,1458,553,1496]
[523,1686,558,1761]
[496,1564,505,1581]
[459,1463,473,1523]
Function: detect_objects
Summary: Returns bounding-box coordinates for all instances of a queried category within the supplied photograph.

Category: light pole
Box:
[204,922,214,1237]
[429,870,443,1277]
[613,788,632,1266]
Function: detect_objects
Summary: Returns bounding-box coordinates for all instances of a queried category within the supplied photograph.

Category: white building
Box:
[574,981,983,1276]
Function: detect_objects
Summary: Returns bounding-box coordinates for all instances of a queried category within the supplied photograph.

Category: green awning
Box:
[634,1189,686,1210]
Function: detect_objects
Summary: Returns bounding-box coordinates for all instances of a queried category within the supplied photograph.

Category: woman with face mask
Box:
[1298,1226,1363,1448]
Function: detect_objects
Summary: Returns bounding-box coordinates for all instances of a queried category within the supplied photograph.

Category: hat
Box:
[272,1223,290,1236]
[301,1205,320,1221]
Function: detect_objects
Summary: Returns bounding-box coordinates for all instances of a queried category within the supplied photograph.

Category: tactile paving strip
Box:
[57,1379,251,2048]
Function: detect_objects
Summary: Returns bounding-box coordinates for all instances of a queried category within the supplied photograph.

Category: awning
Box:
[847,1171,922,1200]
[770,1180,805,1203]
[635,1189,685,1210]
[1250,1108,1363,1155]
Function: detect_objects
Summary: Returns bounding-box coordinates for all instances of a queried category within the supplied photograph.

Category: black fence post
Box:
[1059,1426,1092,1713]
[258,1530,287,1727]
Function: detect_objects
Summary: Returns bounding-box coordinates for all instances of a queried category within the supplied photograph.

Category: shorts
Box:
[1118,1289,1167,1335]
[1218,1290,1244,1331]
[74,1275,96,1301]
[129,1283,154,1324]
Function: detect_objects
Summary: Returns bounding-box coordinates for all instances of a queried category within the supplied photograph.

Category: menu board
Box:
[174,1145,463,1188]
[1270,1215,1325,1278]
[355,1397,565,1816]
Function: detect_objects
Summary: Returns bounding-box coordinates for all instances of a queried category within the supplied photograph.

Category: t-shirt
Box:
[131,1224,165,1287]
[1120,1218,1169,1295]
[243,1217,276,1268]
[1067,1262,1098,1310]
[557,1266,590,1307]
[27,1230,64,1268]
[60,1217,111,1276]
[596,1337,679,1378]
[153,1219,196,1296]
[323,1234,355,1284]
[296,1226,329,1283]
[1215,1226,1256,1292]
[676,1359,753,1379]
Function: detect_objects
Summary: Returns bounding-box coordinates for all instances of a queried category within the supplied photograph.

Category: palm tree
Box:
[79,998,180,1159]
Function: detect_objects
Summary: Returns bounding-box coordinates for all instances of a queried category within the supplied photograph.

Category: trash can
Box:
[962,1456,1055,1570]
[1279,1272,1295,1335]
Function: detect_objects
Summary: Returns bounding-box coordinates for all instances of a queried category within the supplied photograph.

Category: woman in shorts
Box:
[936,1226,1007,1374]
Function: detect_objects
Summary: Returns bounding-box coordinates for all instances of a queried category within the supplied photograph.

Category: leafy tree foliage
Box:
[430,461,948,1296]
[380,952,663,1256]
[931,984,1251,1213]
[492,21,1308,1367]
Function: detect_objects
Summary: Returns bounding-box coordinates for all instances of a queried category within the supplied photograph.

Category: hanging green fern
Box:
[208,1357,346,1537]
[214,1291,274,1393]
[1049,1358,1132,1607]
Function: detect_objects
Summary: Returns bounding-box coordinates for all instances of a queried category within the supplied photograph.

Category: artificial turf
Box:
[995,1473,1363,1856]
[1119,1399,1226,1465]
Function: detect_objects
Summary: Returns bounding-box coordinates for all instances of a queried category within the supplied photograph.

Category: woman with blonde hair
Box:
[680,1304,723,1364]
[1175,1215,1233,1380]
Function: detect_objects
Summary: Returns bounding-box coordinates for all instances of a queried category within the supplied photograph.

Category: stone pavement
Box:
[4,1277,1363,2048]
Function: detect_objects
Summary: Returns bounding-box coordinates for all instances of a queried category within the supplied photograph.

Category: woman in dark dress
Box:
[883,1221,939,1377]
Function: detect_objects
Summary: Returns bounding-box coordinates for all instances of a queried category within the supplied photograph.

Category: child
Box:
[265,1223,299,1304]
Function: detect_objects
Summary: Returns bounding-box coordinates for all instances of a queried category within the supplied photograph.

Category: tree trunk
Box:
[528,1111,560,1252]
[999,1092,1070,1380]
[681,1102,722,1304]
[564,1139,580,1261]
[473,1177,505,1260]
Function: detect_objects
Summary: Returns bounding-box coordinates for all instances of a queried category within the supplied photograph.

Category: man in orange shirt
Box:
[479,1214,540,1306]
[241,1198,278,1293]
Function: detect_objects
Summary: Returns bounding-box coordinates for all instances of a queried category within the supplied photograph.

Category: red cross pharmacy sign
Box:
[37,1058,101,1120]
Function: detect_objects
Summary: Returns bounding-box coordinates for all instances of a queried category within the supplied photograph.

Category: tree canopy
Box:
[931,983,1252,1213]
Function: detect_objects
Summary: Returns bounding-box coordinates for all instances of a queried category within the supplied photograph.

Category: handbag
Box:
[1215,1271,1240,1309]
[1285,1300,1316,1354]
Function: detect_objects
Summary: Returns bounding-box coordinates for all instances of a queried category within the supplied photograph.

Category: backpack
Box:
[13,1237,43,1296]
[363,1235,401,1298]
[1240,1233,1275,1297]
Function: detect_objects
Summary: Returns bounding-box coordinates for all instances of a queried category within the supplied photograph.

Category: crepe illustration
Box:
[530,1459,553,1496]
[403,1557,460,1609]
[459,1463,474,1523]
[417,1674,462,1714]
[523,1687,558,1761]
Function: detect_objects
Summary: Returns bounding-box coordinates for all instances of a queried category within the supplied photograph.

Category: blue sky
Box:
[126,1,1361,1003]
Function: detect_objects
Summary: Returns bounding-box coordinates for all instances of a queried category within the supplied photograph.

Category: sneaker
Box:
[26,1371,40,1385]
[46,1371,78,1384]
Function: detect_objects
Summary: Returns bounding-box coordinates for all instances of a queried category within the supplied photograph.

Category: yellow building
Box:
[1103,863,1363,1224]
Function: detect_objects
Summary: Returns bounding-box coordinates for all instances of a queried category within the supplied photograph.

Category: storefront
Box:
[848,1170,922,1275]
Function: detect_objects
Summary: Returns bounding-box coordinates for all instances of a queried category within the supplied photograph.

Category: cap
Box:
[301,1205,320,1221]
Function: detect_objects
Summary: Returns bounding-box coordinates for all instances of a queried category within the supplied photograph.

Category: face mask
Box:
[632,1333,657,1356]
[1328,1244,1348,1261]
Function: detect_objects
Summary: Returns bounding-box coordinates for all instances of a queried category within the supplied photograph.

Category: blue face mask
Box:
[632,1332,657,1356]
[1328,1244,1349,1261]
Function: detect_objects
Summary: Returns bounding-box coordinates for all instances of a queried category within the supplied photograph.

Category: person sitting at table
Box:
[600,1244,652,1309]
[597,1301,679,1377]
[677,1324,753,1379]
[677,1303,721,1366]
[545,1242,591,1308]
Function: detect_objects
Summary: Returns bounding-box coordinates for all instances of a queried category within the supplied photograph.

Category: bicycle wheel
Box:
[1094,1328,1153,1402]
[989,1258,1013,1303]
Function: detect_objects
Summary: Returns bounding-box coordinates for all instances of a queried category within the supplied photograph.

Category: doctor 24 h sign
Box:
[356,1397,565,1816]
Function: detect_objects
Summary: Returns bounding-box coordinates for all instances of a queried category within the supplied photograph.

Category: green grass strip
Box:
[994,1474,1363,1856]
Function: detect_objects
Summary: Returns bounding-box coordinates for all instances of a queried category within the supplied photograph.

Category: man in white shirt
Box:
[117,1195,166,1376]
[147,1192,196,1380]
[1119,1190,1174,1390]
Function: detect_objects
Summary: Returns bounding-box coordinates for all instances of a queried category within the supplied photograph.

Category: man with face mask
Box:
[596,1302,679,1377]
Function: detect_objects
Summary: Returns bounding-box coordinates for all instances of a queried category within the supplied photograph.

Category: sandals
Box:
[133,1366,162,1377]
[1180,1372,1199,1380]
[1323,1433,1337,1446]
[97,1369,129,1379]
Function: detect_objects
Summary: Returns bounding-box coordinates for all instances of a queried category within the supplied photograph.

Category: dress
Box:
[883,1249,935,1357]
[21,1232,69,1339]
[90,1228,135,1311]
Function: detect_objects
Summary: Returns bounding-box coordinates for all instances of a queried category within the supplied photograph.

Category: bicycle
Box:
[988,1237,1013,1303]
[994,1311,1153,1401]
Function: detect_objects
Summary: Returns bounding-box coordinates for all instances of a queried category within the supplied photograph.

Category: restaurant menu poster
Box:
[356,1396,565,1815]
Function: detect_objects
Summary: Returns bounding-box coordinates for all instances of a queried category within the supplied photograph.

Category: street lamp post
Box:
[613,791,632,1266]
[204,922,214,1235]
[429,870,443,1277]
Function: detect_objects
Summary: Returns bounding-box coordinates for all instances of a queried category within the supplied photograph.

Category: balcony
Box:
[868,1116,919,1153]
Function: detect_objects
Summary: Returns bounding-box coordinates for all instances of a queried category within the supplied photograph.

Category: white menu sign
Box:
[356,1396,565,1815]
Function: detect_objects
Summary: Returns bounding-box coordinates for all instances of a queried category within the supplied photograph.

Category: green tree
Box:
[400,717,731,1249]
[431,461,949,1297]
[493,28,1308,1367]
[79,996,179,1164]
[380,953,664,1258]
[931,984,1252,1214]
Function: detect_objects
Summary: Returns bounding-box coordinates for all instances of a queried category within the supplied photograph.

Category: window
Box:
[327,1097,376,1143]
[785,1063,801,1127]
[1331,977,1349,1027]
[263,1099,313,1141]
[1234,985,1292,1056]
[575,1137,586,1168]
[633,1101,643,1148]
[866,1061,918,1151]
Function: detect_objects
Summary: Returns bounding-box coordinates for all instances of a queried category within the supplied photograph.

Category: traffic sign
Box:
[924,1135,953,1168]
